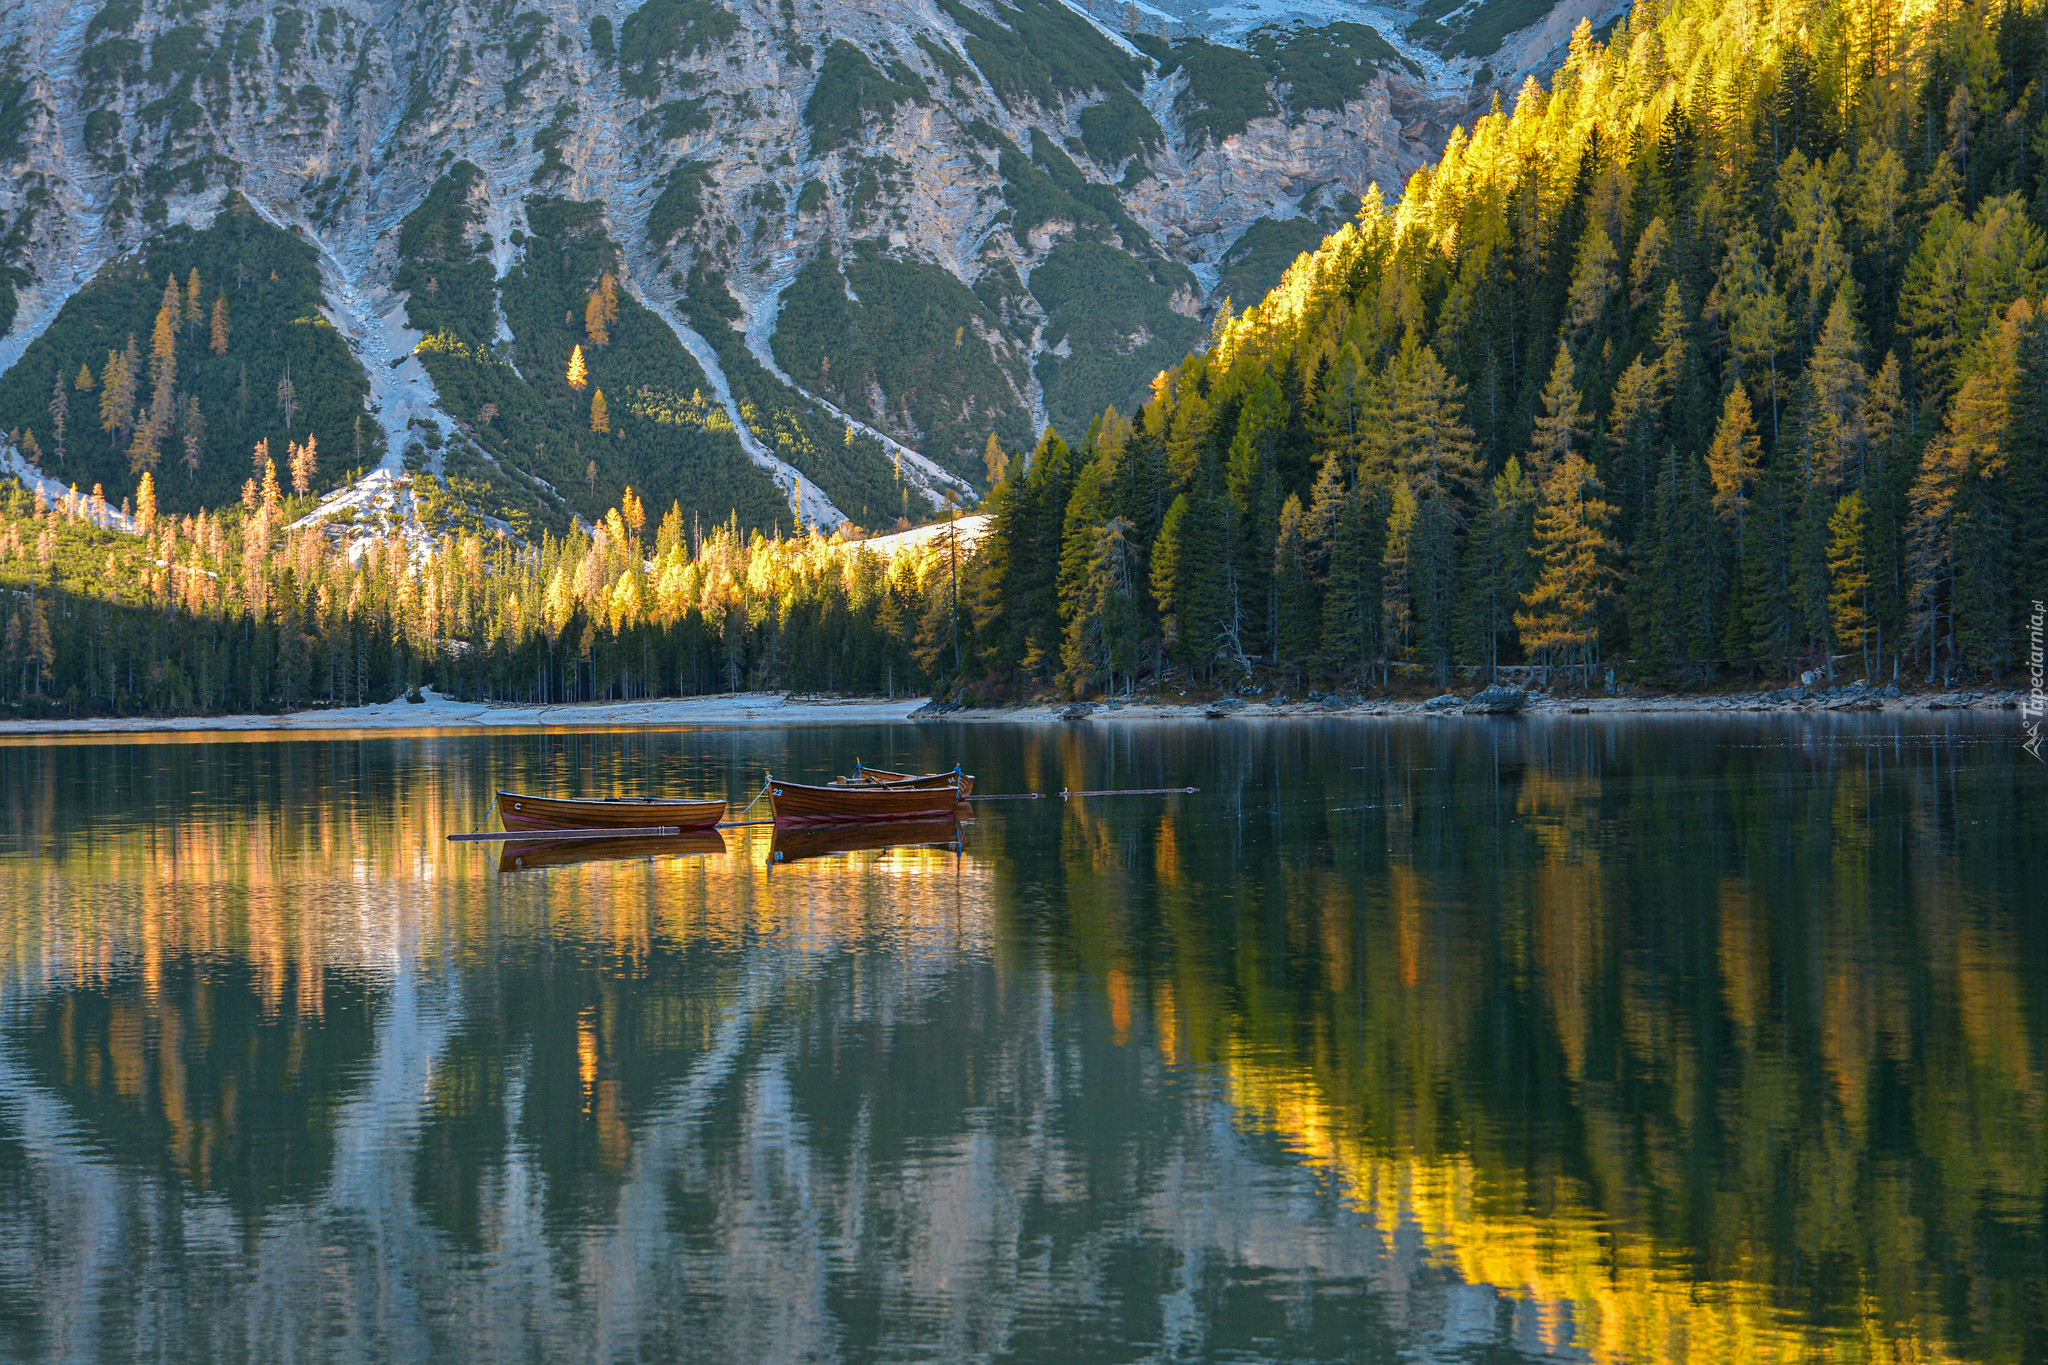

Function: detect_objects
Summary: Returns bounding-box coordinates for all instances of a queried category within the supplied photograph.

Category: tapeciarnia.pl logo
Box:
[2025,600,2045,761]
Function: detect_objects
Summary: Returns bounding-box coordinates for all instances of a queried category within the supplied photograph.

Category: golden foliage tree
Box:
[1826,491,1871,674]
[590,388,610,434]
[585,273,619,347]
[290,435,318,498]
[1517,454,1621,685]
[1705,386,1761,532]
[100,342,136,449]
[566,344,588,390]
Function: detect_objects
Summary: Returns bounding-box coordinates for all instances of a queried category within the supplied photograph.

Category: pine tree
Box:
[291,435,318,498]
[983,432,1008,486]
[130,281,180,474]
[47,371,67,466]
[590,388,610,434]
[1528,341,1591,481]
[1165,389,1210,488]
[210,295,229,354]
[99,343,136,449]
[1804,285,1868,491]
[1226,370,1287,656]
[1456,457,1536,676]
[1735,475,1796,679]
[1410,493,1460,684]
[184,268,204,335]
[180,396,204,482]
[1309,342,1374,475]
[1712,228,1791,438]
[1380,480,1416,666]
[1605,355,1662,536]
[2010,306,2048,658]
[1632,446,1726,684]
[1387,337,1482,517]
[1705,386,1762,533]
[1907,312,2018,678]
[586,272,620,347]
[1273,494,1317,670]
[1320,480,1387,683]
[74,362,94,392]
[1826,490,1872,675]
[136,471,157,534]
[1517,454,1621,686]
[567,344,589,390]
[1860,350,1907,663]
[1563,225,1619,343]
[1151,461,1232,679]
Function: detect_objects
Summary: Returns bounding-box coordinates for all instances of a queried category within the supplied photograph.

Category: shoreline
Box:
[0,691,931,736]
[0,681,2028,737]
[926,683,2029,723]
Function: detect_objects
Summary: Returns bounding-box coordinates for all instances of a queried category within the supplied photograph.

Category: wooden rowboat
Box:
[768,772,963,826]
[499,828,727,872]
[831,762,977,799]
[770,817,961,865]
[496,790,727,832]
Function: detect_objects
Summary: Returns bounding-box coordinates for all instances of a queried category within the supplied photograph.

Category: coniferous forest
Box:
[5,0,2048,714]
[969,0,2048,699]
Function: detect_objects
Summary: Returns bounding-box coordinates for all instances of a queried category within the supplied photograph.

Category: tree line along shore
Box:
[3,0,2048,719]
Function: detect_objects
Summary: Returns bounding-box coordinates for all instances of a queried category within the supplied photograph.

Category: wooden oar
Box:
[966,787,1199,801]
[1061,786,1199,798]
[449,826,683,842]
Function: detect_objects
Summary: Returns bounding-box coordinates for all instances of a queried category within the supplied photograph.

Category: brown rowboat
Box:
[499,828,727,872]
[768,772,963,826]
[496,790,727,832]
[832,762,977,798]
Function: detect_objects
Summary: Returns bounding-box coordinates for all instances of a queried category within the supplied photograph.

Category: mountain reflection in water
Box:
[0,719,2040,1364]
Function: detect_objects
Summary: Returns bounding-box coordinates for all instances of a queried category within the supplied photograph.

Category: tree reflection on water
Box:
[0,719,2040,1363]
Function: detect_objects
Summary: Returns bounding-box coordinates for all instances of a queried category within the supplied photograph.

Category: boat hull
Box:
[769,775,962,826]
[833,766,977,799]
[496,790,727,832]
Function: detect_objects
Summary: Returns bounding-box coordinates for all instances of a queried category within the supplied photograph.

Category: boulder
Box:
[1057,702,1097,721]
[1203,697,1246,718]
[1462,684,1527,715]
[1424,693,1463,712]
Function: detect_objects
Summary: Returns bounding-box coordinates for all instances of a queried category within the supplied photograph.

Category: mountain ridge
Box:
[0,0,1542,534]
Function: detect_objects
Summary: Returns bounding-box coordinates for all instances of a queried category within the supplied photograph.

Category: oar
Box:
[449,826,684,842]
[1061,786,1199,799]
[964,786,1199,801]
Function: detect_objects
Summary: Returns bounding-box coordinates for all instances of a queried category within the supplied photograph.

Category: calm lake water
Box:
[0,717,2042,1364]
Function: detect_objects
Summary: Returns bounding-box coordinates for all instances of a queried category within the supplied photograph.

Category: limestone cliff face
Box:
[0,0,1494,516]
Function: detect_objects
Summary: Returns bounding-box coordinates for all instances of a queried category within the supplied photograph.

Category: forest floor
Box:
[0,681,2031,736]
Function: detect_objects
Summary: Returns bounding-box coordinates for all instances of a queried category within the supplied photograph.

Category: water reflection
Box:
[499,828,728,872]
[769,816,965,865]
[0,719,2040,1363]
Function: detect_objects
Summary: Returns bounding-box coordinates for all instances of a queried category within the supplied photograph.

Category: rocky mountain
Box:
[0,0,1604,538]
